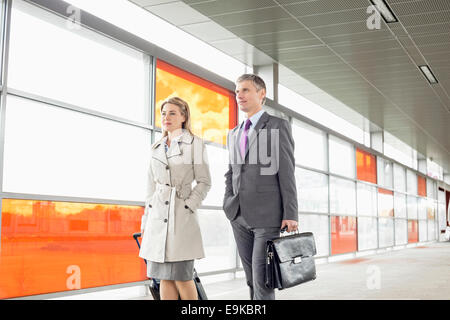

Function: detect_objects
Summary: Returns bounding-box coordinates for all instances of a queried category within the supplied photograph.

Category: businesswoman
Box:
[139,97,211,300]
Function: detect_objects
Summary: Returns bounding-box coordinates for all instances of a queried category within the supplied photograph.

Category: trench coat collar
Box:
[152,129,194,164]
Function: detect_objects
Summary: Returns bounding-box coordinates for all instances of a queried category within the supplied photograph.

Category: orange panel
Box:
[356,149,377,184]
[331,216,357,255]
[417,176,426,197]
[0,199,146,299]
[408,220,418,243]
[155,60,237,145]
[378,188,393,195]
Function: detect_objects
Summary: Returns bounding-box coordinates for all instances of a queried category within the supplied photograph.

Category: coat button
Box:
[184,205,189,209]
[165,201,169,205]
[148,204,152,208]
[165,165,169,170]
[164,219,167,223]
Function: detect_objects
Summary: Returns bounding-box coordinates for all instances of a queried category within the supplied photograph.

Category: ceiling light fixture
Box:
[419,65,438,84]
[369,0,398,23]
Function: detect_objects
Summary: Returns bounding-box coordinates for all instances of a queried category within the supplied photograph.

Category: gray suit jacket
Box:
[223,111,298,228]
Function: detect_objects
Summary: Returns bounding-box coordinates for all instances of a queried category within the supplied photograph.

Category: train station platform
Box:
[126,241,450,300]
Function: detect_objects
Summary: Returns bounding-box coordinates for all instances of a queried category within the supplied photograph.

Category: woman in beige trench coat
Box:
[139,97,211,300]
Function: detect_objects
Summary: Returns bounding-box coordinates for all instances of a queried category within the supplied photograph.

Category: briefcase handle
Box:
[280,226,299,236]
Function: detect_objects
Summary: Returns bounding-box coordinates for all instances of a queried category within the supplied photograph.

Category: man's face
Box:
[235,80,266,114]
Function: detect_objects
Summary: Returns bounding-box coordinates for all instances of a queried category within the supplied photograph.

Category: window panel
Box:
[438,189,445,203]
[377,157,393,189]
[155,131,162,142]
[418,220,427,242]
[9,0,151,123]
[406,170,417,195]
[202,145,227,207]
[394,192,407,218]
[356,149,376,184]
[278,84,364,144]
[427,159,443,181]
[393,163,406,192]
[438,203,446,232]
[3,95,151,201]
[296,168,328,213]
[427,219,436,241]
[155,60,236,146]
[0,0,3,85]
[418,198,427,220]
[407,196,418,219]
[378,188,394,217]
[426,199,436,220]
[408,220,418,243]
[379,218,394,247]
[298,214,329,256]
[0,199,145,299]
[329,135,355,179]
[292,119,327,171]
[426,179,436,199]
[196,209,235,273]
[357,182,377,217]
[395,219,408,245]
[384,131,415,168]
[417,176,426,197]
[330,177,356,216]
[330,216,357,255]
[358,217,378,250]
[263,105,289,120]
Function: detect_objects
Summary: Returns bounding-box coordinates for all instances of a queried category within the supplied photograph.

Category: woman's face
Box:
[161,103,186,133]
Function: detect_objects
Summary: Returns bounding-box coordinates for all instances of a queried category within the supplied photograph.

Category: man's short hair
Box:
[236,74,266,92]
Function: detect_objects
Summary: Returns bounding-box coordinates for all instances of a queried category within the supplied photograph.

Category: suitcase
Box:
[132,232,207,300]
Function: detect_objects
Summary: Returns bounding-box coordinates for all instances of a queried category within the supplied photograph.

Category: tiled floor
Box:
[132,241,450,300]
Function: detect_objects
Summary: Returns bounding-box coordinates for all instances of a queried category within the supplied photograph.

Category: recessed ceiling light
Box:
[369,0,398,23]
[419,65,438,84]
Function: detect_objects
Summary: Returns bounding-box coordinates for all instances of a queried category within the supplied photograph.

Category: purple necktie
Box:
[240,119,252,159]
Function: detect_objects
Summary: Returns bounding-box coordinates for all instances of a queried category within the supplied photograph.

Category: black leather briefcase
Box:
[265,231,317,290]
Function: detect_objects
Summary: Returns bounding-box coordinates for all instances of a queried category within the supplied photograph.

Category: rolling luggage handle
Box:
[133,232,161,300]
[132,232,208,300]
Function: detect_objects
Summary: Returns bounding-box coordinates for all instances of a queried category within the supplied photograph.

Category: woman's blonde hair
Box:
[160,96,193,137]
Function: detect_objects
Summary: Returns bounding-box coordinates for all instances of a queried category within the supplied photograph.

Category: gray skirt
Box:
[147,260,194,281]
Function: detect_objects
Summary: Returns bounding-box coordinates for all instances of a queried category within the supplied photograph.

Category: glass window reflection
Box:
[298,214,329,256]
[296,168,328,214]
[357,182,377,217]
[358,217,378,250]
[292,119,327,171]
[330,177,356,215]
[329,135,355,179]
[196,209,235,273]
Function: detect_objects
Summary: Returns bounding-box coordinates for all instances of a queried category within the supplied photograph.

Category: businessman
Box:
[223,74,298,300]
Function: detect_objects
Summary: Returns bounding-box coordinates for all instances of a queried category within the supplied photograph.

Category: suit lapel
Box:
[230,124,243,164]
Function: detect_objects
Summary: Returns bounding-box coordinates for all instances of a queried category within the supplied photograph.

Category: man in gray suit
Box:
[223,74,298,300]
